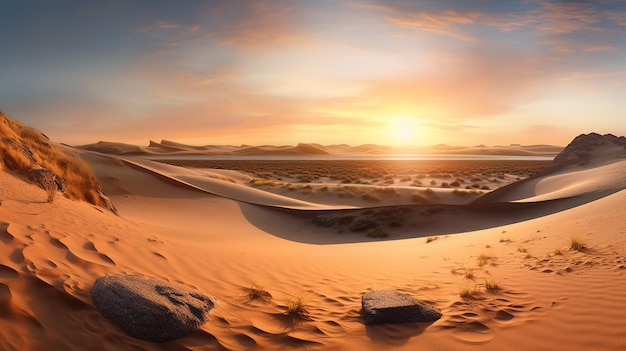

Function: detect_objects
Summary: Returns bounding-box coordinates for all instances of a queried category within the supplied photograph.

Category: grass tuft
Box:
[570,235,585,251]
[285,295,310,319]
[426,236,439,244]
[484,277,500,292]
[477,253,495,267]
[459,284,482,298]
[247,283,272,301]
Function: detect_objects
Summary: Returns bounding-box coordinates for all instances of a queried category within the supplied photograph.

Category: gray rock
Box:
[362,289,441,325]
[92,274,216,342]
[23,168,59,191]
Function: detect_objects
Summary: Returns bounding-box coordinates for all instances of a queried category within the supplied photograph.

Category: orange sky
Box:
[1,1,625,147]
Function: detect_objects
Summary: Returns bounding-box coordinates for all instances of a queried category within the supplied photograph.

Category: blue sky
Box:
[1,0,625,146]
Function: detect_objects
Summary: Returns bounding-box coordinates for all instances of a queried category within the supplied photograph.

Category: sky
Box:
[1,0,625,147]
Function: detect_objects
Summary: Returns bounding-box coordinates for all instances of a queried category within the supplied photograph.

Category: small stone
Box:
[362,289,441,325]
[92,274,216,342]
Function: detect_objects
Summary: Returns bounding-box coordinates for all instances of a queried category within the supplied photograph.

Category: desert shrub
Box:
[426,236,439,243]
[441,182,450,188]
[449,181,460,187]
[460,284,482,298]
[484,277,500,292]
[477,253,495,266]
[248,283,272,301]
[285,295,309,319]
[570,235,585,251]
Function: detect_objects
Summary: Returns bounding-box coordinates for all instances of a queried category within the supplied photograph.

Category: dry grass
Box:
[247,283,272,301]
[552,248,563,256]
[0,113,106,207]
[464,269,475,280]
[460,284,482,298]
[426,236,439,244]
[285,295,310,319]
[517,246,528,253]
[484,277,501,292]
[477,252,495,267]
[570,235,585,251]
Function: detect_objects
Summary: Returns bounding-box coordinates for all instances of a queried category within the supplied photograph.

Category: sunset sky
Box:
[1,1,625,147]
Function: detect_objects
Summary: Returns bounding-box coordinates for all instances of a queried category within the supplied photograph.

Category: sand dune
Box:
[1,133,624,350]
[77,140,563,157]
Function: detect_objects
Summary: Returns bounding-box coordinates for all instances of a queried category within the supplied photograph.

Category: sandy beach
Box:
[1,126,625,350]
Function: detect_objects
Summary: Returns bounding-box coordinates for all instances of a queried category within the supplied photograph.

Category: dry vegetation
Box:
[284,295,310,319]
[0,113,107,207]
[158,159,550,189]
[247,283,272,301]
[570,235,586,251]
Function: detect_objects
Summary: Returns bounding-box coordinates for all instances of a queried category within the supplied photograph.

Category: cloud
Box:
[384,11,479,41]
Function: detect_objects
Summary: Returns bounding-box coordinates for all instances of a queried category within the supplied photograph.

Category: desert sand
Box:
[1,133,625,350]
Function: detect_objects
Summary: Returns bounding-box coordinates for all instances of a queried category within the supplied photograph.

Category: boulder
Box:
[92,274,216,342]
[362,289,441,325]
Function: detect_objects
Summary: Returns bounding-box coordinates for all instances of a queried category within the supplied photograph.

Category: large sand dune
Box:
[0,133,624,350]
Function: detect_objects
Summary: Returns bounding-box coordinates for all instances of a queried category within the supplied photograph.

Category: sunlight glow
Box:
[389,117,419,146]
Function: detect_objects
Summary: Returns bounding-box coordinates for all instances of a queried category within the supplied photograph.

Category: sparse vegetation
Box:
[484,277,500,292]
[285,295,310,319]
[552,248,563,256]
[517,246,528,253]
[247,283,272,301]
[477,253,495,267]
[426,236,439,243]
[460,284,482,298]
[0,113,108,208]
[464,269,475,280]
[570,235,586,251]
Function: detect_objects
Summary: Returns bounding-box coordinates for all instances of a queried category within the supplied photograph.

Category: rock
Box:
[92,274,216,342]
[97,190,118,215]
[23,168,60,192]
[362,289,442,325]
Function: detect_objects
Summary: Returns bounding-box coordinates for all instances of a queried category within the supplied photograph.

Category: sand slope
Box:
[0,137,624,350]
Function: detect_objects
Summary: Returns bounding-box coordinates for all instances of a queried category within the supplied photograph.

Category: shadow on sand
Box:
[237,189,621,245]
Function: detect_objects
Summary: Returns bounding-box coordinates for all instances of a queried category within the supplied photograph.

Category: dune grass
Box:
[570,235,586,251]
[484,277,501,292]
[459,284,482,298]
[426,236,439,244]
[247,283,272,301]
[285,295,310,319]
[477,252,495,267]
[1,113,106,207]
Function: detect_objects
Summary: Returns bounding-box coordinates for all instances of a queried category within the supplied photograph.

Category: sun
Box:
[389,117,418,145]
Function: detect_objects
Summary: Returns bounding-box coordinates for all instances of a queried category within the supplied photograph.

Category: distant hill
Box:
[76,139,564,157]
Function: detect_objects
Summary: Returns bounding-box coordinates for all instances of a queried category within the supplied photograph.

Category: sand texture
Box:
[0,135,624,350]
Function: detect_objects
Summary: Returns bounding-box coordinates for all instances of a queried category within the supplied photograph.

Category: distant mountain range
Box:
[76,140,564,157]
